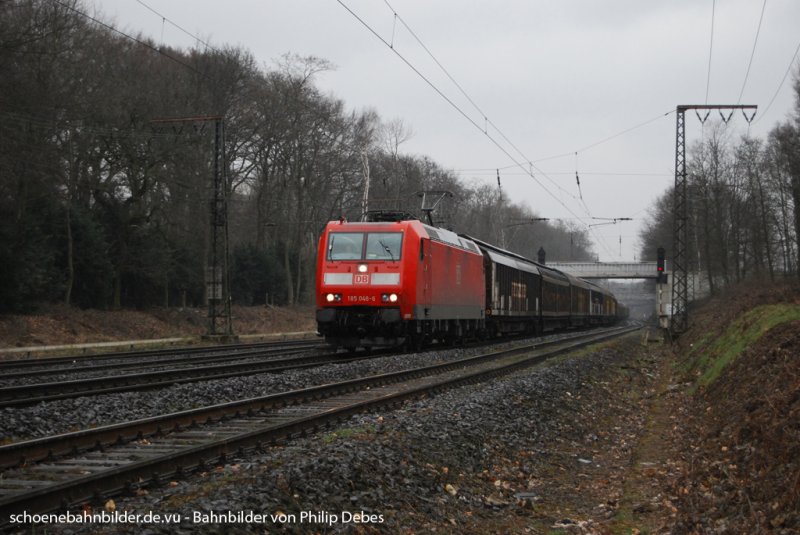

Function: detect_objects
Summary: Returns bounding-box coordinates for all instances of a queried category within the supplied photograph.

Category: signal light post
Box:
[657,246,665,283]
[655,246,671,330]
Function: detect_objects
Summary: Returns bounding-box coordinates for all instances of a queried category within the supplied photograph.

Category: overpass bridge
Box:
[546,261,661,279]
[547,261,671,327]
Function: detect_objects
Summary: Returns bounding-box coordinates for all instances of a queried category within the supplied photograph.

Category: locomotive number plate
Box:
[347,295,376,303]
[354,274,371,285]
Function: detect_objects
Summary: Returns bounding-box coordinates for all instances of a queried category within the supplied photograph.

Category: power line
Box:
[737,0,768,104]
[52,0,208,80]
[379,0,578,203]
[133,0,219,53]
[341,1,619,258]
[577,110,675,154]
[754,35,800,123]
[453,106,674,255]
[705,0,716,104]
[382,0,483,127]
[524,109,674,164]
[335,1,607,241]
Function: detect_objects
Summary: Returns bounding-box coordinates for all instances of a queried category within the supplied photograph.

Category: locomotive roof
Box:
[422,224,482,254]
[465,235,572,278]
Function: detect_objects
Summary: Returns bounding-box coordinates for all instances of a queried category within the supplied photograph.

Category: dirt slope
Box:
[667,282,800,534]
[0,304,316,349]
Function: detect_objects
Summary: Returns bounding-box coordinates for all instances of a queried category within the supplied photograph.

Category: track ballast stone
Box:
[29,335,652,534]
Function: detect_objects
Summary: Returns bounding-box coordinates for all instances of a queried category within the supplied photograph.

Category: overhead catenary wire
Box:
[753,35,800,123]
[52,0,210,81]
[381,0,581,204]
[705,0,716,104]
[455,105,674,253]
[737,0,768,104]
[133,0,219,53]
[335,1,609,239]
[345,0,618,257]
[521,109,674,164]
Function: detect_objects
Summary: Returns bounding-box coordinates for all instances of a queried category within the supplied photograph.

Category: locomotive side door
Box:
[422,237,431,315]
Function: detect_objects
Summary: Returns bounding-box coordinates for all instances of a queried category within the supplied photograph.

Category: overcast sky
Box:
[92,0,800,261]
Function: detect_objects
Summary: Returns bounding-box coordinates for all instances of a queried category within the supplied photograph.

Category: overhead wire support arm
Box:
[677,104,758,110]
[505,217,550,228]
[587,217,633,228]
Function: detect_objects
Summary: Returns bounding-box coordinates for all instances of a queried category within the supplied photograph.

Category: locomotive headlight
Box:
[389,293,398,302]
[326,293,335,302]
[382,293,399,303]
[358,264,368,273]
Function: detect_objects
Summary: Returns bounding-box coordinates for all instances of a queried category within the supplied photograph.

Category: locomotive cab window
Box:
[327,233,364,260]
[366,232,402,260]
[327,232,403,261]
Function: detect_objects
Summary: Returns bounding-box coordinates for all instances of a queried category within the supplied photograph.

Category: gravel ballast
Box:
[0,334,567,443]
[21,333,656,534]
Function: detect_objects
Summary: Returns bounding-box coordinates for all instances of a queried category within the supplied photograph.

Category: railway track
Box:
[0,324,639,523]
[0,342,323,386]
[0,338,320,372]
[0,347,381,408]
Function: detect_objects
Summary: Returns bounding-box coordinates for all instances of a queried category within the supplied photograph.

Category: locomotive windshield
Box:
[366,232,402,260]
[328,233,364,260]
[327,232,402,261]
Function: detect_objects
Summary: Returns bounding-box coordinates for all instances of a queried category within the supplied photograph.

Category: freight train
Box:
[315,213,627,350]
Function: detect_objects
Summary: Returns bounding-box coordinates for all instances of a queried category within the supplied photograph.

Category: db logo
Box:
[354,274,370,285]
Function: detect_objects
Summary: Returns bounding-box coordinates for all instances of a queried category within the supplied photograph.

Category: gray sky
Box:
[93,0,800,261]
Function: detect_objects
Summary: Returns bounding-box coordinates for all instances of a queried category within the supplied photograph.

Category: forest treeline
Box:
[638,74,800,294]
[0,0,594,312]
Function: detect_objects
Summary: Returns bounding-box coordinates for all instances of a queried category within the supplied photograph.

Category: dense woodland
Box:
[0,0,594,312]
[638,76,800,293]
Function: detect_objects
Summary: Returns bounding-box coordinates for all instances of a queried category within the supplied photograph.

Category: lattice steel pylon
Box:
[670,104,756,335]
[671,108,689,334]
[151,115,233,338]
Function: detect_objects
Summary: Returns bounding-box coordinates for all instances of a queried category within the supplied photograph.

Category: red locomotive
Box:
[315,213,625,350]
